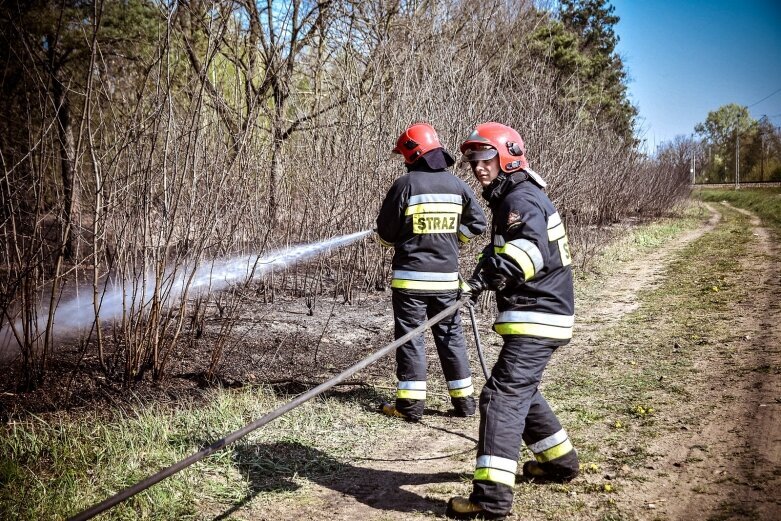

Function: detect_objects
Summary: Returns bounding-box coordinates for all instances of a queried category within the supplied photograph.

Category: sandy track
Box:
[574,204,722,337]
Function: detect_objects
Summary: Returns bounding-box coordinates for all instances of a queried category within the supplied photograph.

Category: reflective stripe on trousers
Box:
[527,428,574,463]
[447,376,474,398]
[493,311,574,340]
[470,337,577,515]
[396,380,426,400]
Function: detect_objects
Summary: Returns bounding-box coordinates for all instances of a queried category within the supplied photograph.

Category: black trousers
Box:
[470,336,579,515]
[392,290,473,418]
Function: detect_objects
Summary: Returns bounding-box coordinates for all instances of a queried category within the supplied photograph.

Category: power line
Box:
[748,86,781,108]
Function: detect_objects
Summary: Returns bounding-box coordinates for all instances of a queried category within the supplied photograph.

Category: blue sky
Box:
[611,0,781,152]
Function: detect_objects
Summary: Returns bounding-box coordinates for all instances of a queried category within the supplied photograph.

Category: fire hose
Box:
[68,296,489,521]
[466,302,490,380]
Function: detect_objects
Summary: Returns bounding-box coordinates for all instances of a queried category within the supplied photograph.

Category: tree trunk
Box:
[268,78,287,225]
[51,61,79,261]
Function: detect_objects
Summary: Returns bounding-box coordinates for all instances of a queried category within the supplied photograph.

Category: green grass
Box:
[570,203,748,421]
[0,386,397,520]
[696,187,781,229]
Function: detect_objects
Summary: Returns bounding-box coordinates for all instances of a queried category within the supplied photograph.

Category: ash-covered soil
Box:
[0,288,399,421]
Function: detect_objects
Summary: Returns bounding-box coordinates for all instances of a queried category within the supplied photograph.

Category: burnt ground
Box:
[0,286,398,421]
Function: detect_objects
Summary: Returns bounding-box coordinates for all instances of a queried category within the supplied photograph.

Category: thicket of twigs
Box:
[0,1,690,388]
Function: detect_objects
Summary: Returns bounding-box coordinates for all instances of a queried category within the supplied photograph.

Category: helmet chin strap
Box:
[481,172,510,203]
[482,168,548,204]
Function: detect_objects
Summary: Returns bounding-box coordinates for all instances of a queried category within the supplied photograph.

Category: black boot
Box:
[451,396,476,417]
[446,497,506,520]
[519,460,578,483]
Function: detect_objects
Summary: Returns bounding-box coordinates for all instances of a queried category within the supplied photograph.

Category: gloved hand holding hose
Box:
[465,275,486,306]
[465,255,509,306]
[461,275,491,381]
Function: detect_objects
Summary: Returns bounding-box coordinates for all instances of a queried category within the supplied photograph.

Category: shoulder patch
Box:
[507,210,522,226]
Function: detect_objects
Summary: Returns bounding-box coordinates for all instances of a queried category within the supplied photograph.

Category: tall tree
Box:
[2,0,95,260]
[176,0,388,224]
[695,103,756,182]
[739,115,781,182]
[530,0,636,140]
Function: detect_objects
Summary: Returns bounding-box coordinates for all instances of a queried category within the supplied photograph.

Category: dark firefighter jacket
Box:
[376,169,487,293]
[478,170,575,345]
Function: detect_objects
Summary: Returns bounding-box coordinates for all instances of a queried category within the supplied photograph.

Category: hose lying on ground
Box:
[68,298,470,521]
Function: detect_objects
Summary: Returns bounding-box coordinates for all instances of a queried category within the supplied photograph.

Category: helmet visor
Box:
[463,145,498,162]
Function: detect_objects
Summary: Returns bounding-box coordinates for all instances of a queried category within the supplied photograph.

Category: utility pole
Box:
[735,128,740,190]
[761,131,766,182]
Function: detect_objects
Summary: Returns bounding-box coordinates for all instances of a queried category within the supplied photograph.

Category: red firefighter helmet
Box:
[392,123,446,164]
[460,122,528,173]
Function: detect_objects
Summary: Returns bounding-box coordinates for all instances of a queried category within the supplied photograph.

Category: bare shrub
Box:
[0,0,691,387]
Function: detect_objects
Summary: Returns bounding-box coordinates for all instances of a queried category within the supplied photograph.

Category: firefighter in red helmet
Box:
[447,122,579,520]
[375,123,487,421]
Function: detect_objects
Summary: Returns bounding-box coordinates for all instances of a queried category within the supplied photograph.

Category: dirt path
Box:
[619,202,781,520]
[235,203,781,521]
[572,205,722,337]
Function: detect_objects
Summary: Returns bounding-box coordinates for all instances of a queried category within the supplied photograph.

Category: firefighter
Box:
[376,123,487,421]
[446,123,579,520]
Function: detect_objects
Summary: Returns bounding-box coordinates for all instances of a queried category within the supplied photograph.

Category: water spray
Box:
[1,230,373,354]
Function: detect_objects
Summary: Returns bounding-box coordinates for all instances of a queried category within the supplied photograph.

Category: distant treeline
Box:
[0,0,690,387]
[658,103,781,184]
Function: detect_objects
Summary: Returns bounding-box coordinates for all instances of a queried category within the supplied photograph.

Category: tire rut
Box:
[619,203,781,520]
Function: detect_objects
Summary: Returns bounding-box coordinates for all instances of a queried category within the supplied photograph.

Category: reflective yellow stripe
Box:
[397,389,426,400]
[529,429,569,453]
[493,322,573,339]
[458,225,474,244]
[496,311,574,327]
[448,385,474,398]
[473,467,515,487]
[405,203,463,215]
[391,279,460,290]
[534,439,574,463]
[558,235,572,266]
[409,193,461,205]
[548,223,565,241]
[495,244,536,280]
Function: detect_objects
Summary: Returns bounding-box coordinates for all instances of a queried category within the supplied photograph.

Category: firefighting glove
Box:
[465,275,486,306]
[483,271,508,292]
[478,256,510,292]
